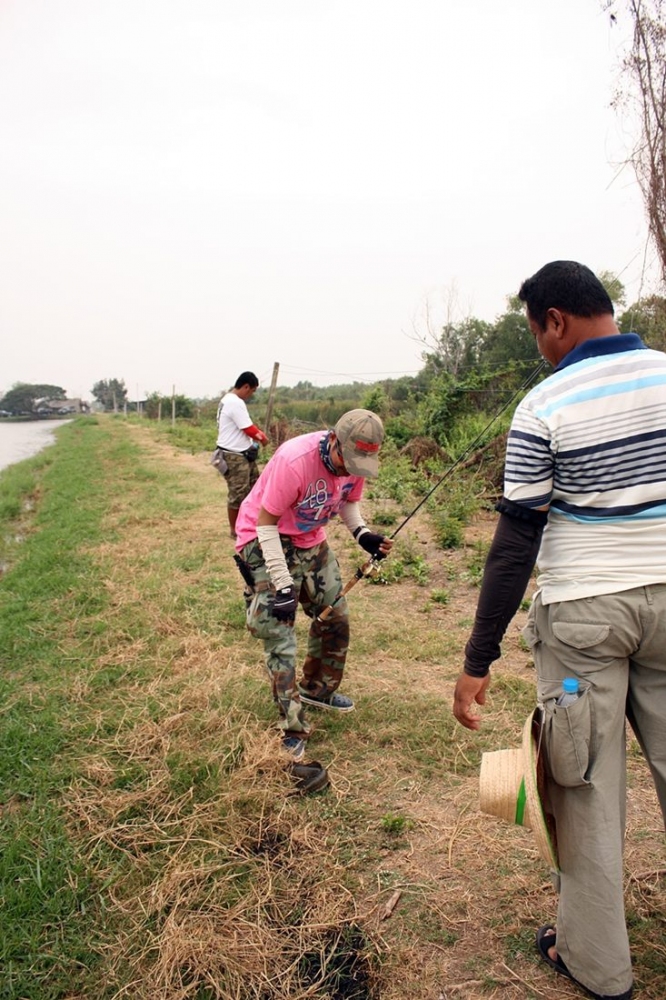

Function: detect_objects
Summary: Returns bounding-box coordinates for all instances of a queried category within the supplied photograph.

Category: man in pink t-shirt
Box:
[234,409,393,761]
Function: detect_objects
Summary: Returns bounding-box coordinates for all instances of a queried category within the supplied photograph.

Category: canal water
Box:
[0,420,70,474]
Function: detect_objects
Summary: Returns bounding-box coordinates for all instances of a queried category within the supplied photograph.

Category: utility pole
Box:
[171,385,176,427]
[264,362,279,435]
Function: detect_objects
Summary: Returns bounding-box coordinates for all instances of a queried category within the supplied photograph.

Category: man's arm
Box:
[256,507,297,621]
[242,423,269,446]
[229,395,269,445]
[452,499,547,730]
[256,508,291,589]
[338,501,393,559]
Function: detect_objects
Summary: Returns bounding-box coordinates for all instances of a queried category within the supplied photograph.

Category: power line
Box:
[277,365,422,382]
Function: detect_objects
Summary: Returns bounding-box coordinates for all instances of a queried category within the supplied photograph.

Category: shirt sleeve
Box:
[228,395,252,431]
[503,401,554,509]
[345,477,365,503]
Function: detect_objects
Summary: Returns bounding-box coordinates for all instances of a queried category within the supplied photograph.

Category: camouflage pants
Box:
[241,538,350,737]
[222,450,259,508]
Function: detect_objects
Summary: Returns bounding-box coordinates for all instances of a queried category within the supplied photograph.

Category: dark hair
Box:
[518,261,614,330]
[234,371,259,389]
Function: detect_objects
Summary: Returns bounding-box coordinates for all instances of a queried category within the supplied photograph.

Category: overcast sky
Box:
[0,0,657,401]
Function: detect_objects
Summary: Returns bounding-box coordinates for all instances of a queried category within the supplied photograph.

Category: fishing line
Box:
[387,359,547,540]
[317,358,547,620]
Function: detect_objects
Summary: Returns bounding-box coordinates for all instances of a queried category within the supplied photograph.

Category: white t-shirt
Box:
[216,392,254,452]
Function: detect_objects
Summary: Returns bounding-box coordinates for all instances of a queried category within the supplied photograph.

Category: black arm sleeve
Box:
[463,499,548,678]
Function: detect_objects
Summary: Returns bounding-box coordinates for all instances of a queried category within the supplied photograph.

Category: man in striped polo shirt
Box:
[453,261,666,1000]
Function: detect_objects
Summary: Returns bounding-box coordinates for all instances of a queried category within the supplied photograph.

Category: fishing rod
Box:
[317,359,547,621]
[386,359,547,540]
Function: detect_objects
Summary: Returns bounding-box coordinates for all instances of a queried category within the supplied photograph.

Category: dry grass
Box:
[57,420,666,999]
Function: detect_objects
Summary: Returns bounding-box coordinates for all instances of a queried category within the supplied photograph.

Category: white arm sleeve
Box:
[256,524,293,591]
[338,501,366,537]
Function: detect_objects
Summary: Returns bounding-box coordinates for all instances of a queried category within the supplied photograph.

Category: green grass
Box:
[463,538,490,585]
[0,420,124,996]
[0,418,248,996]
[0,802,102,994]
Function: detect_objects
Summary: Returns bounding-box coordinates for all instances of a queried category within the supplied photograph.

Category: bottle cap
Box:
[563,677,579,693]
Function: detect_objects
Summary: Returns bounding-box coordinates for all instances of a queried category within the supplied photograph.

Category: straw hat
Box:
[479,708,558,871]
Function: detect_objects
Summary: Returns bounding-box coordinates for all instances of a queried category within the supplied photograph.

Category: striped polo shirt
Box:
[504,333,666,604]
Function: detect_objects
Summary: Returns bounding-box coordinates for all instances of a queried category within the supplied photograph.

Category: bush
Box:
[431,513,464,550]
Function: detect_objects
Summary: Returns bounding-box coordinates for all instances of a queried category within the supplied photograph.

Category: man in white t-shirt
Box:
[212,371,269,538]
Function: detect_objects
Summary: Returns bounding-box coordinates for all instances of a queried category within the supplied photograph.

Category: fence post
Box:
[264,362,279,434]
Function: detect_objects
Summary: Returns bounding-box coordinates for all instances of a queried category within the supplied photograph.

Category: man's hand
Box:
[272,585,297,622]
[357,531,393,561]
[243,424,269,446]
[452,671,491,730]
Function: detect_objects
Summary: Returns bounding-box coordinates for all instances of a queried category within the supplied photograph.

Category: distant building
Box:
[35,398,90,416]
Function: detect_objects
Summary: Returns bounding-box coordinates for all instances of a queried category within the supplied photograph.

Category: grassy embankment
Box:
[1,415,665,1000]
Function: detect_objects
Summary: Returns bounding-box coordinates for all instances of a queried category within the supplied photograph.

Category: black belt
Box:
[222,446,258,461]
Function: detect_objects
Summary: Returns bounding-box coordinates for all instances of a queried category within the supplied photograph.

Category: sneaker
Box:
[282,736,306,761]
[299,691,355,713]
[289,761,330,795]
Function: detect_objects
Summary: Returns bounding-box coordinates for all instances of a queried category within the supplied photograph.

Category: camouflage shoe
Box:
[282,736,306,762]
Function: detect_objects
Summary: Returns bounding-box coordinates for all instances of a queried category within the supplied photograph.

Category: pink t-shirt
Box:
[235,431,365,550]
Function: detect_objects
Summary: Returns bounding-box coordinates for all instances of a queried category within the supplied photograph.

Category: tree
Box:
[91,378,128,412]
[411,282,492,377]
[361,385,389,417]
[597,269,627,309]
[291,381,316,400]
[0,382,66,415]
[144,392,194,420]
[478,296,539,371]
[618,293,666,347]
[607,0,666,284]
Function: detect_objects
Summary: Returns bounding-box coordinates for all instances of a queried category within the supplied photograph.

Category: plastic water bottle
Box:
[557,677,580,707]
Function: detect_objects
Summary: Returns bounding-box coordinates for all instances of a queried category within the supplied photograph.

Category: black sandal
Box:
[536,925,632,1000]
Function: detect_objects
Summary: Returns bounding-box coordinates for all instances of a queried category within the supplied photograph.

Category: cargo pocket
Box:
[521,614,539,652]
[538,619,612,788]
[211,448,229,476]
[546,688,592,788]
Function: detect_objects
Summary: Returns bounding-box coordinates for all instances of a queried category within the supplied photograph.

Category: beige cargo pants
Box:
[523,583,666,998]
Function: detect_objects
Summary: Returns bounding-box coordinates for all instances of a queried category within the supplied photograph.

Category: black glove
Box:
[356,529,387,561]
[272,585,298,621]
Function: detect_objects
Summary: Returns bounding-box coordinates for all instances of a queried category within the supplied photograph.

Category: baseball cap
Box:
[334,409,384,478]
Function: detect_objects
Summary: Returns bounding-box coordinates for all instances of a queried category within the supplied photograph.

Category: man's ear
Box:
[546,307,566,338]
